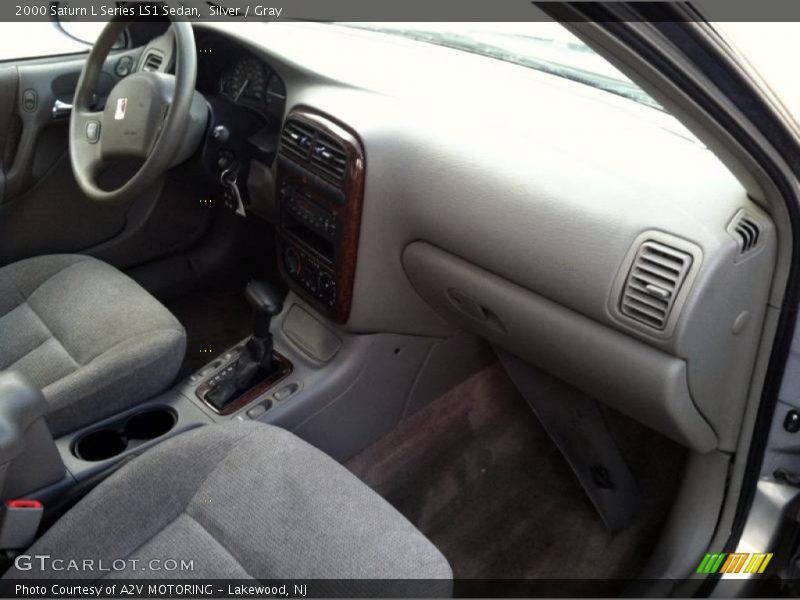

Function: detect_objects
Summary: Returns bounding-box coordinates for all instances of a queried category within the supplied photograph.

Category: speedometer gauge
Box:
[220,57,268,103]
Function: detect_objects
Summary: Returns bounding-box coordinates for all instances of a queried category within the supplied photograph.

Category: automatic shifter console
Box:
[198,281,292,414]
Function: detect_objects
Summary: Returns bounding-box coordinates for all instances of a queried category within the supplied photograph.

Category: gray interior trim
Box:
[171,293,490,461]
[282,303,342,363]
[559,18,796,583]
[54,390,210,484]
[0,371,65,499]
[712,481,799,597]
[403,241,717,452]
[497,349,640,533]
[640,450,729,583]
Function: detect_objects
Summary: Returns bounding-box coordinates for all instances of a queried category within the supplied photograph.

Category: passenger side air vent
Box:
[728,210,762,255]
[279,118,349,183]
[620,241,693,330]
[141,52,163,72]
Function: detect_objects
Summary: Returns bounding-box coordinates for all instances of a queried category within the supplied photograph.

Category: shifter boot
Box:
[205,340,276,411]
[205,377,238,411]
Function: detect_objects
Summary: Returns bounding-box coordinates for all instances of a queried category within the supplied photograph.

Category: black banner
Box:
[1,0,800,22]
[0,578,766,598]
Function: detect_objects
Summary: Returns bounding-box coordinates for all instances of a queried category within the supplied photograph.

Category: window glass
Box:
[713,22,800,130]
[0,22,93,61]
[339,22,662,110]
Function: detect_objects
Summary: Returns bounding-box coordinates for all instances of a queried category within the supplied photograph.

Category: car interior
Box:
[0,14,790,592]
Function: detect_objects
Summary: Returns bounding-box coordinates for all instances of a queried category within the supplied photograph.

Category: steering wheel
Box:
[70,20,200,203]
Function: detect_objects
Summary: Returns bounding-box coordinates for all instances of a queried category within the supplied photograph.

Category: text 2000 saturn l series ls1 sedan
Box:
[1,2,800,598]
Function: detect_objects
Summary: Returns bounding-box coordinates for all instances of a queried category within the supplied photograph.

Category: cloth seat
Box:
[0,254,185,436]
[6,422,452,591]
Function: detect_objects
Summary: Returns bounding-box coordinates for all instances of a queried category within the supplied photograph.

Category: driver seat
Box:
[0,254,186,436]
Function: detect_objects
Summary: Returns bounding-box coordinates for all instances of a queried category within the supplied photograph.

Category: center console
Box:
[275,108,366,323]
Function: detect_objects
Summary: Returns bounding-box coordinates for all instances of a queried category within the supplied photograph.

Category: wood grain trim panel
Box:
[276,106,366,323]
[196,351,293,416]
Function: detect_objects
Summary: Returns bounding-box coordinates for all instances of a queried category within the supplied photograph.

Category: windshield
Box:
[339,22,662,110]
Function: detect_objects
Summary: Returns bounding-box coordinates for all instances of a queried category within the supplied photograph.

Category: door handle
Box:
[52,94,101,120]
[51,99,72,119]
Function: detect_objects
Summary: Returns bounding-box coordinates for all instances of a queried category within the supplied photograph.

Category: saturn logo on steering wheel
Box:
[114,97,128,121]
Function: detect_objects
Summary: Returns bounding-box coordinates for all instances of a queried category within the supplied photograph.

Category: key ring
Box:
[220,167,238,186]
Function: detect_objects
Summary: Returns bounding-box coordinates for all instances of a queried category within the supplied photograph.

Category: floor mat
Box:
[346,363,685,583]
[167,289,253,380]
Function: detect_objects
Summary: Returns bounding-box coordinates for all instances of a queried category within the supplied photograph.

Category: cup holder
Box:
[73,407,177,462]
[74,430,127,462]
[125,409,176,441]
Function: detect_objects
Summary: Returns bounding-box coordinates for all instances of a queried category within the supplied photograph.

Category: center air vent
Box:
[280,118,348,183]
[141,52,163,72]
[620,241,693,330]
[311,133,348,181]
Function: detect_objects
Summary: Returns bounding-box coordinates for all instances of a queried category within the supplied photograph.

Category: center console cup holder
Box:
[73,407,177,462]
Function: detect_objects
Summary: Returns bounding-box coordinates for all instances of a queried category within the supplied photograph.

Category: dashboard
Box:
[165,31,291,214]
[192,22,777,458]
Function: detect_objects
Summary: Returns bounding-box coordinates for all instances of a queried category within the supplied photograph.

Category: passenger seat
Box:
[4,422,452,592]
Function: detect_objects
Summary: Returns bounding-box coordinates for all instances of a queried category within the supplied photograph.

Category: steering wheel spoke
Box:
[71,109,104,175]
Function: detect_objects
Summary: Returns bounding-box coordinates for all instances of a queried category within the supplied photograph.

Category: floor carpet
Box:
[346,363,686,587]
[167,289,253,380]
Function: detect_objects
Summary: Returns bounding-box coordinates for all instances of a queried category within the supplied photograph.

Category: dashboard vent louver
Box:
[280,118,349,183]
[730,212,762,255]
[311,133,348,181]
[620,241,692,330]
[280,120,315,162]
[142,52,163,72]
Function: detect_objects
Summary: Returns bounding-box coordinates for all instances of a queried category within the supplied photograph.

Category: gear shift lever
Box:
[243,281,283,373]
[205,281,284,411]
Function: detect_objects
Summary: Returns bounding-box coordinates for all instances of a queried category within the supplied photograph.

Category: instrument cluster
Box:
[196,32,287,122]
[214,54,286,121]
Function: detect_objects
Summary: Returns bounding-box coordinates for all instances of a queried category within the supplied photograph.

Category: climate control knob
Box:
[284,247,302,277]
[318,272,336,305]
